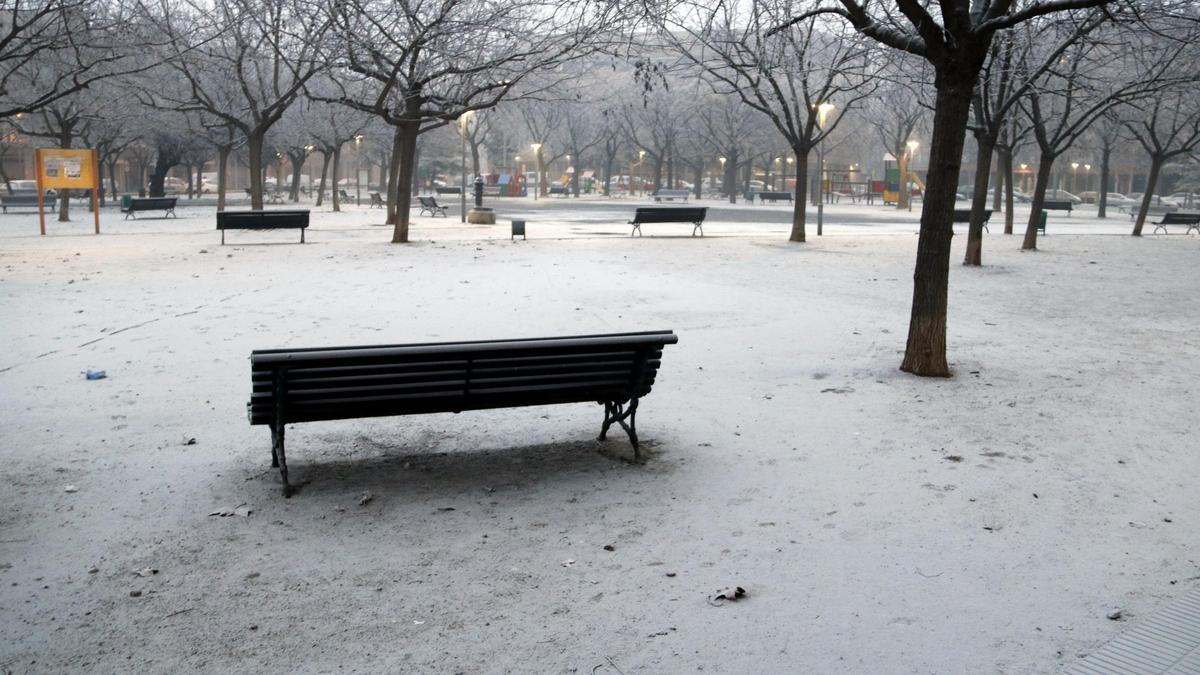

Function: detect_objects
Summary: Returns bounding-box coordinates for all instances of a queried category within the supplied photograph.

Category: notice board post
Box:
[35,148,101,235]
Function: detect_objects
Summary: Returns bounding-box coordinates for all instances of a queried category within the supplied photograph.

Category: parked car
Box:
[1042,189,1082,204]
[1127,192,1179,208]
[1094,192,1138,210]
[1167,192,1197,207]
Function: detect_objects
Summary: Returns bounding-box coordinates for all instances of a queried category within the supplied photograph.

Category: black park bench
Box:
[1,193,51,213]
[653,188,690,202]
[1152,212,1200,235]
[369,192,384,208]
[418,196,448,217]
[756,191,793,204]
[123,197,178,220]
[248,330,679,496]
[217,210,309,244]
[1041,200,1074,215]
[629,207,708,237]
[953,208,992,232]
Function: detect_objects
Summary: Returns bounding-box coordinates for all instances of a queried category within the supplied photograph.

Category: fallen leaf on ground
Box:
[358,491,374,506]
[561,559,575,567]
[711,586,747,604]
[133,567,159,577]
[64,485,78,493]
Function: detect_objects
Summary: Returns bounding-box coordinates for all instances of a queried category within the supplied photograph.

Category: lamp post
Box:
[637,149,646,196]
[565,154,571,195]
[531,143,543,200]
[816,102,835,235]
[514,155,522,196]
[786,156,794,193]
[354,135,363,206]
[1019,163,1030,193]
[1084,163,1092,195]
[718,156,726,198]
[906,139,919,212]
[459,112,474,222]
[1070,161,1079,193]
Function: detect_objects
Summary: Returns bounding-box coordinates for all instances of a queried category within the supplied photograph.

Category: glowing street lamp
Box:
[354,135,363,206]
[531,143,543,200]
[816,102,835,234]
[459,111,475,220]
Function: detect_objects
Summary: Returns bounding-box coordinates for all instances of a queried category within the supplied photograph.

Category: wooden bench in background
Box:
[418,196,448,217]
[1152,212,1200,235]
[653,188,690,202]
[953,208,992,232]
[756,191,793,204]
[248,330,679,496]
[629,206,708,237]
[123,197,178,220]
[217,210,309,244]
[1,193,53,213]
[1041,200,1074,215]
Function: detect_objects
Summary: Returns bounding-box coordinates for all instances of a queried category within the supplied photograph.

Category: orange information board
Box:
[34,148,101,235]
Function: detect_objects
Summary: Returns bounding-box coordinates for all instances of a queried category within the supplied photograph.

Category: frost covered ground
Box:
[1,194,1198,673]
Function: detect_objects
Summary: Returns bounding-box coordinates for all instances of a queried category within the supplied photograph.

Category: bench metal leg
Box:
[598,398,641,460]
[221,229,225,245]
[693,222,704,237]
[631,223,641,237]
[1154,225,1167,235]
[272,421,292,497]
[301,228,305,243]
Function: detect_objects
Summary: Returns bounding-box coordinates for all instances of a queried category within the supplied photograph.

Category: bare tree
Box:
[327,0,618,243]
[865,71,928,211]
[151,0,328,209]
[660,1,878,241]
[1124,89,1200,235]
[767,0,1121,376]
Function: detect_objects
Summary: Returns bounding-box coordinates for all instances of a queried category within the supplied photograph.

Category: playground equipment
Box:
[882,154,924,205]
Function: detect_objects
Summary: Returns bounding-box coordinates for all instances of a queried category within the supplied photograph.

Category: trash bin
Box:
[120,194,132,210]
[1038,210,1047,234]
[511,220,526,240]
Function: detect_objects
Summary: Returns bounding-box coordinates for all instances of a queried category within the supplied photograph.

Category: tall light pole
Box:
[786,156,794,193]
[565,154,571,195]
[817,102,835,235]
[718,156,726,200]
[773,157,782,190]
[1084,163,1091,195]
[514,155,522,196]
[354,135,363,206]
[531,143,543,200]
[637,149,646,196]
[1070,161,1079,193]
[460,111,474,221]
[906,139,919,212]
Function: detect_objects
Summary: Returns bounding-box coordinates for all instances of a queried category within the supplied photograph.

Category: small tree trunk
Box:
[386,129,403,224]
[1131,156,1163,237]
[724,155,737,204]
[900,72,976,378]
[991,150,1003,212]
[897,150,910,211]
[790,150,810,243]
[316,150,331,207]
[331,145,342,212]
[247,131,265,210]
[692,164,703,200]
[106,161,118,201]
[391,121,420,243]
[1002,151,1015,235]
[1022,155,1055,250]
[216,146,231,212]
[1098,145,1112,219]
[964,133,996,266]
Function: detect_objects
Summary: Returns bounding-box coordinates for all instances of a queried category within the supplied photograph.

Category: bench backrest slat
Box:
[217,210,310,229]
[631,207,707,224]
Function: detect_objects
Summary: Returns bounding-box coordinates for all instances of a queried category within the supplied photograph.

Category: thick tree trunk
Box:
[1098,145,1112,219]
[185,163,194,199]
[897,150,910,211]
[992,150,1003,213]
[964,133,996,266]
[386,127,403,224]
[391,121,420,243]
[692,164,703,201]
[247,131,266,210]
[106,161,118,202]
[216,146,231,212]
[602,154,613,197]
[316,150,330,207]
[900,73,976,378]
[724,154,737,204]
[331,146,342,212]
[1001,150,1015,235]
[1022,154,1055,250]
[789,150,810,243]
[289,152,304,202]
[1131,156,1163,237]
[148,150,175,199]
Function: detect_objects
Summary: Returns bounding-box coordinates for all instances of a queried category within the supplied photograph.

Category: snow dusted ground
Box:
[1,195,1198,673]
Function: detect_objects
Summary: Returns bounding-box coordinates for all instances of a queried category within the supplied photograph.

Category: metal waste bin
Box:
[1038,210,1047,234]
[511,220,526,240]
[120,194,132,210]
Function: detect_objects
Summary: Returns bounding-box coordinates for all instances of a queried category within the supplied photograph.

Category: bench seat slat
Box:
[250,335,674,365]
